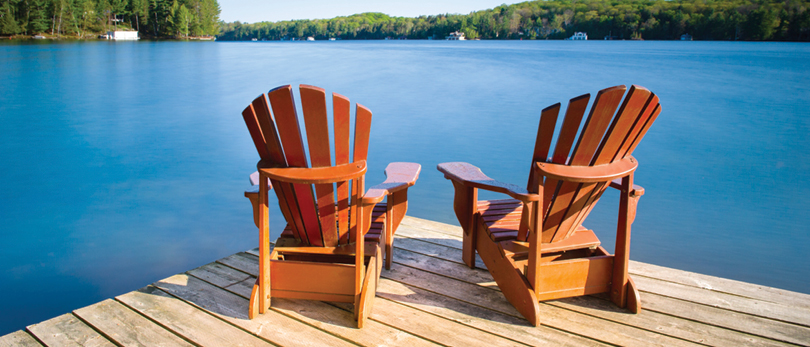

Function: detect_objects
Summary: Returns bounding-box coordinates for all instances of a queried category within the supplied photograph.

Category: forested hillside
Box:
[218,0,810,41]
[0,0,220,37]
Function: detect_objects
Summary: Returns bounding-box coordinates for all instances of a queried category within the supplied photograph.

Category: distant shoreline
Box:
[217,0,810,42]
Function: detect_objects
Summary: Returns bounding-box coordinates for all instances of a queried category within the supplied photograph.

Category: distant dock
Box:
[3,216,809,346]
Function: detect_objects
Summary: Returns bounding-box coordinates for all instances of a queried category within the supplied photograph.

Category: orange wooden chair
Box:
[438,85,661,326]
[241,85,420,327]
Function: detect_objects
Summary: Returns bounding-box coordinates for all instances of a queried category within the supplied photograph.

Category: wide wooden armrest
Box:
[361,162,421,205]
[258,160,367,184]
[437,162,540,203]
[609,179,645,197]
[535,156,638,183]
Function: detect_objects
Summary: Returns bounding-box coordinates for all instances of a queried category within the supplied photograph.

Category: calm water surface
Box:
[1,40,808,334]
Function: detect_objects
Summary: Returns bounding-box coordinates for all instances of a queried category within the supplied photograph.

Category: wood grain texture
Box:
[438,162,539,202]
[300,85,338,246]
[629,260,810,310]
[534,156,638,183]
[117,286,273,347]
[0,331,43,347]
[363,162,421,204]
[14,216,810,347]
[267,85,321,246]
[333,93,352,244]
[259,160,367,184]
[188,257,438,347]
[27,314,116,347]
[153,274,355,347]
[395,217,810,346]
[366,298,529,347]
[73,299,194,347]
[381,259,695,346]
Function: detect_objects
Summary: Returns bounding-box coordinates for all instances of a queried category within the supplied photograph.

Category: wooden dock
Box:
[3,216,809,346]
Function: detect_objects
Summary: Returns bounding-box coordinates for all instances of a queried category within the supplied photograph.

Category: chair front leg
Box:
[611,173,635,308]
[249,172,272,319]
[384,189,409,270]
[451,180,478,269]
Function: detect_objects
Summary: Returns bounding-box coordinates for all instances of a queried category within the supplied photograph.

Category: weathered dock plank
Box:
[27,314,116,347]
[629,261,810,310]
[226,252,531,347]
[384,258,699,346]
[73,299,194,347]
[641,291,810,346]
[4,216,809,347]
[188,262,438,347]
[376,278,605,346]
[396,216,809,347]
[0,331,43,347]
[633,275,810,326]
[153,274,356,347]
[116,286,272,347]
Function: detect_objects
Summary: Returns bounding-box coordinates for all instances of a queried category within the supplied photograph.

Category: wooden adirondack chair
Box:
[241,85,420,328]
[438,85,661,326]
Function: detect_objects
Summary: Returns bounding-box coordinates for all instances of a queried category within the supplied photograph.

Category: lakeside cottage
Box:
[568,32,588,40]
[446,31,466,40]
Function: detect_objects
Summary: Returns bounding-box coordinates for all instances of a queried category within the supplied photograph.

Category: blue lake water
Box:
[1,40,808,334]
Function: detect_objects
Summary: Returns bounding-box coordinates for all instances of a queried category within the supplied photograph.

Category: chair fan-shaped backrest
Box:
[241,85,372,247]
[522,85,661,244]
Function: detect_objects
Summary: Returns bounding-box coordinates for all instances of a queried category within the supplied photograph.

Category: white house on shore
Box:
[568,32,588,40]
[446,31,466,40]
[106,31,139,40]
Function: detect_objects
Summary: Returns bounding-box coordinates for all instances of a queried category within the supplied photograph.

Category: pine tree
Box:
[0,2,22,34]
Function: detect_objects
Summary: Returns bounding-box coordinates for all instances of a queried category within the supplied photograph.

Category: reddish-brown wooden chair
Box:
[241,85,420,328]
[438,85,661,326]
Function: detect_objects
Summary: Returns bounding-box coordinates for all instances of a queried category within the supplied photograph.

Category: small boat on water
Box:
[33,35,46,39]
[106,31,139,40]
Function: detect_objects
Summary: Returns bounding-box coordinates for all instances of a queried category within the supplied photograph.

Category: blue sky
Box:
[218,0,521,23]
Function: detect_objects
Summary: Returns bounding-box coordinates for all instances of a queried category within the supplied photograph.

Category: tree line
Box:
[0,0,220,37]
[217,0,810,41]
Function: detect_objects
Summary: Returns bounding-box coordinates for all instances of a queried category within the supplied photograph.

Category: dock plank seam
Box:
[635,287,810,328]
[181,271,366,347]
[213,252,523,347]
[116,286,280,347]
[615,299,808,347]
[380,262,689,347]
[145,283,337,347]
[20,329,48,347]
[224,252,552,347]
[371,285,609,347]
[396,225,810,330]
[70,312,127,347]
[389,231,798,346]
[631,272,810,315]
[402,217,810,310]
[354,297,534,347]
[113,292,227,347]
[192,256,441,347]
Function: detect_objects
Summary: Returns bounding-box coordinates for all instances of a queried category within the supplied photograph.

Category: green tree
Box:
[743,8,778,40]
[0,2,22,34]
[174,2,190,36]
[27,0,49,33]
